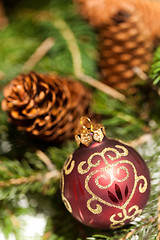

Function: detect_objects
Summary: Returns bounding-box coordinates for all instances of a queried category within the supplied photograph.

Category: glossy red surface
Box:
[61,137,150,229]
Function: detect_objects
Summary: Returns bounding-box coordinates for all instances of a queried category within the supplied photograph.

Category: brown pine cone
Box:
[74,0,154,91]
[98,9,153,90]
[1,72,91,142]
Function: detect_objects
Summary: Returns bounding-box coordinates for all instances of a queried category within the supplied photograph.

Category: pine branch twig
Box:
[128,133,152,148]
[129,129,160,148]
[18,9,126,102]
[78,74,126,102]
[53,17,126,102]
[133,66,148,81]
[36,150,57,172]
[22,37,55,71]
[0,175,42,187]
[119,229,137,240]
[0,170,60,188]
[119,217,156,240]
[54,17,83,78]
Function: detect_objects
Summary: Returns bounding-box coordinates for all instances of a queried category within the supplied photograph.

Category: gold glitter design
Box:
[110,206,142,229]
[116,166,129,182]
[137,175,148,193]
[94,165,129,190]
[76,133,93,147]
[77,145,128,175]
[85,161,133,214]
[63,154,75,175]
[87,197,102,214]
[106,145,129,161]
[61,170,72,213]
[94,168,113,190]
[78,155,101,175]
[93,128,105,142]
[61,155,75,213]
[95,173,111,189]
[77,144,148,228]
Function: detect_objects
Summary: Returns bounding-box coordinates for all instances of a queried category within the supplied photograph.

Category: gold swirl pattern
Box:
[61,170,72,213]
[106,145,128,161]
[78,154,101,175]
[95,172,112,190]
[87,197,102,214]
[63,154,75,175]
[110,206,143,229]
[77,145,148,228]
[115,166,129,182]
[137,175,148,193]
[61,154,75,213]
[78,145,128,175]
[94,165,129,187]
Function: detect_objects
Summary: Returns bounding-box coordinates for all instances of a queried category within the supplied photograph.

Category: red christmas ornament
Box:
[61,117,150,229]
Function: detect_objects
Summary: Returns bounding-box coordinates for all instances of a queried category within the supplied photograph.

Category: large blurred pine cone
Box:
[74,0,160,91]
[98,9,152,90]
[1,72,91,142]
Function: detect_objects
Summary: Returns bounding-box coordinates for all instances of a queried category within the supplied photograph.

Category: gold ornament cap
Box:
[75,117,106,147]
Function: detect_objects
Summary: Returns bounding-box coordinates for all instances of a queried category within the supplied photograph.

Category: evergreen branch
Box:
[22,9,126,102]
[119,217,156,240]
[150,46,160,85]
[78,74,126,102]
[119,229,137,240]
[129,129,160,147]
[22,37,55,72]
[91,217,156,240]
[0,174,42,187]
[53,17,83,77]
[53,16,126,102]
[36,149,57,172]
[0,170,60,188]
[128,133,152,148]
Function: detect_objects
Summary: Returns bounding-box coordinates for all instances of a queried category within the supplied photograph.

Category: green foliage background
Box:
[0,0,160,239]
